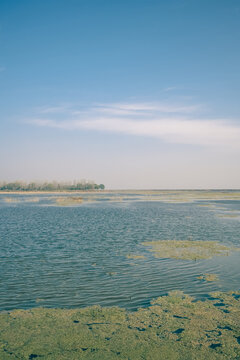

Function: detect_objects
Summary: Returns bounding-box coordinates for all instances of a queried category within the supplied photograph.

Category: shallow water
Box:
[0,192,239,311]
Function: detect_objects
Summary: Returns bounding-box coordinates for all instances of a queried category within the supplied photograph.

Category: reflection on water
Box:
[0,192,239,311]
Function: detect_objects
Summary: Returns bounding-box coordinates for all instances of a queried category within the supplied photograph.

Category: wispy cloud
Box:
[163,86,178,92]
[0,66,6,72]
[37,105,71,114]
[26,101,240,149]
[94,102,200,114]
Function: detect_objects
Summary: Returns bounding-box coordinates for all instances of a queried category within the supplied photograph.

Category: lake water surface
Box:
[0,192,240,311]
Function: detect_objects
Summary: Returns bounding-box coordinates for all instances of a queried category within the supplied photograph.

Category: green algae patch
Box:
[1,291,240,359]
[54,196,83,206]
[197,273,219,282]
[126,254,145,260]
[142,240,234,260]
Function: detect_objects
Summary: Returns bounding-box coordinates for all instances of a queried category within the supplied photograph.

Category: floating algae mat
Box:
[142,240,235,260]
[54,196,83,206]
[197,273,219,282]
[4,197,40,203]
[0,291,240,359]
[217,213,240,219]
[126,254,145,260]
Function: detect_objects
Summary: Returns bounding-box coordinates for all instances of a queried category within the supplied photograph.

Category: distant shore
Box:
[0,190,107,195]
[1,189,240,197]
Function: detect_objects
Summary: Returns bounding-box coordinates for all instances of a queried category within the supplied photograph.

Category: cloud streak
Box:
[27,101,240,149]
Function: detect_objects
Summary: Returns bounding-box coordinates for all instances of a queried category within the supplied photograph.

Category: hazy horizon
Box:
[1,0,240,189]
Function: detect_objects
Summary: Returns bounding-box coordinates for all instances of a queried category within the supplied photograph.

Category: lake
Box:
[0,191,239,311]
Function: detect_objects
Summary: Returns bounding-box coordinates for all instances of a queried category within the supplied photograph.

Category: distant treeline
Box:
[0,181,105,191]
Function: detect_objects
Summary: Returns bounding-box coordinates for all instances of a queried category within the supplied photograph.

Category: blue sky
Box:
[0,0,240,188]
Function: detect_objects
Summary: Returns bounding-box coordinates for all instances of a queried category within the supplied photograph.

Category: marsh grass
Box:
[1,291,240,359]
[142,240,235,260]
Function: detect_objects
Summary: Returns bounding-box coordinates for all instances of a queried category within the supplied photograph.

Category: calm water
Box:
[0,193,240,311]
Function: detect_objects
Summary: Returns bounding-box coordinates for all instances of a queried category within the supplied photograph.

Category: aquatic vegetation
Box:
[2,190,240,205]
[106,272,117,276]
[25,197,40,203]
[95,190,240,204]
[129,262,139,266]
[197,204,216,208]
[126,254,145,260]
[35,298,45,303]
[3,197,40,203]
[109,196,124,202]
[126,190,240,202]
[197,273,219,282]
[4,197,20,203]
[0,291,240,359]
[217,213,240,219]
[142,240,235,260]
[54,196,83,206]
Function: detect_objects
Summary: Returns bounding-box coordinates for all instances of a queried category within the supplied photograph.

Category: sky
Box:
[0,0,240,189]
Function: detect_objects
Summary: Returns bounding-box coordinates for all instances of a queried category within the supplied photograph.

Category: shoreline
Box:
[1,189,240,193]
[1,189,240,202]
[0,190,107,195]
